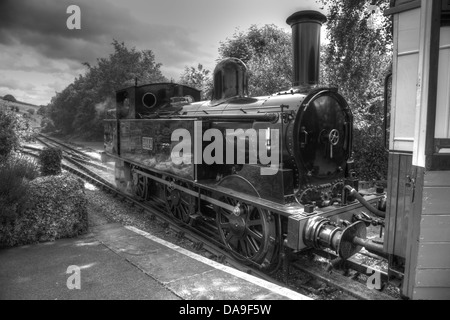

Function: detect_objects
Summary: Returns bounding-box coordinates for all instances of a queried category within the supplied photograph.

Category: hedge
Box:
[39,147,63,176]
[0,172,88,247]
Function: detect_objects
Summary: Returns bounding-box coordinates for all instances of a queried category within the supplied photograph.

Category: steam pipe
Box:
[164,113,279,123]
[344,185,386,218]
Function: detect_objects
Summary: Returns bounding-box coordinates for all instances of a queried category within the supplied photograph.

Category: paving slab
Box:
[0,223,310,300]
[0,231,179,300]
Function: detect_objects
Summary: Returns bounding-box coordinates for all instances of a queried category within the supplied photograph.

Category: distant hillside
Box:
[0,96,39,108]
[0,98,43,129]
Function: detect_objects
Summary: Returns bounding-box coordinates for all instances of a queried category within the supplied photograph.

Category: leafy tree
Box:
[37,105,48,117]
[218,24,292,96]
[0,109,33,161]
[88,40,167,98]
[0,110,19,161]
[317,0,392,180]
[179,64,213,100]
[48,40,167,139]
[40,118,56,133]
[3,95,16,102]
[319,0,392,128]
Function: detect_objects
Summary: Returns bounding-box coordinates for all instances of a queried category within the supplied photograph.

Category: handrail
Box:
[383,72,393,152]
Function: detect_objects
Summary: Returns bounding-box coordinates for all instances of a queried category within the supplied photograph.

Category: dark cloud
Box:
[0,0,205,69]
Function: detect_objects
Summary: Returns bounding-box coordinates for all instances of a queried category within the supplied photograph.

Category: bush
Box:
[40,118,56,133]
[0,155,40,222]
[353,128,388,181]
[3,94,16,102]
[27,108,35,115]
[38,147,63,176]
[0,172,88,247]
[37,105,48,116]
[0,109,19,161]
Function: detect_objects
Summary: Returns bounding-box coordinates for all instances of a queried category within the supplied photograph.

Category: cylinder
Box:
[286,10,327,89]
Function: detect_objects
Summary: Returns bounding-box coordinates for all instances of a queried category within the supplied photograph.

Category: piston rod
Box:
[304,216,387,260]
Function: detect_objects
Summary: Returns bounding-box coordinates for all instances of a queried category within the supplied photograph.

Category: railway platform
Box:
[0,223,310,300]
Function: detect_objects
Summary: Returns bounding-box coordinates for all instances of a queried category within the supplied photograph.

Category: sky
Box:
[0,0,325,106]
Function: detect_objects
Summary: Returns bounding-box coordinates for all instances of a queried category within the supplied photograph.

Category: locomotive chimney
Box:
[286,10,327,90]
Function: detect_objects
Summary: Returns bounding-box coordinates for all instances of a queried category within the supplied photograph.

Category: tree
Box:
[319,0,392,129]
[3,95,16,102]
[318,0,393,180]
[37,105,48,117]
[0,110,19,161]
[218,24,293,96]
[0,109,33,161]
[90,40,167,98]
[48,40,167,139]
[179,64,213,100]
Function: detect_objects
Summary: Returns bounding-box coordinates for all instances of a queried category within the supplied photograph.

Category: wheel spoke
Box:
[132,172,147,199]
[225,197,237,207]
[246,228,263,241]
[246,236,259,255]
[228,235,239,250]
[247,219,262,227]
[179,205,186,218]
[239,239,249,257]
[220,222,231,230]
[164,180,193,224]
[180,205,190,222]
[219,209,232,220]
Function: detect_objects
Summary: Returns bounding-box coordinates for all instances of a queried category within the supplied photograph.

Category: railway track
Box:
[21,134,397,300]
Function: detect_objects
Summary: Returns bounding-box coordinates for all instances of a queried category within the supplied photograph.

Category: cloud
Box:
[0,0,215,104]
[0,43,86,75]
[0,0,206,68]
[0,78,35,91]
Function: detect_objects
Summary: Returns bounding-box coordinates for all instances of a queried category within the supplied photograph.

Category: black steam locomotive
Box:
[103,11,385,269]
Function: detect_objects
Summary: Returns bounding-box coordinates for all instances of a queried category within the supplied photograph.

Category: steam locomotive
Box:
[103,10,385,270]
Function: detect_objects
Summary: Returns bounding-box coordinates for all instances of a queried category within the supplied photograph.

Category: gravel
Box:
[84,182,198,252]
